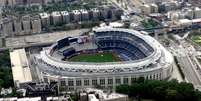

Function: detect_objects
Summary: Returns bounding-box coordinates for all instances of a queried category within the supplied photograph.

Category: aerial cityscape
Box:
[1,0,201,101]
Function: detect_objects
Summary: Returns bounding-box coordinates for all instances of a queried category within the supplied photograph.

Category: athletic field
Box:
[69,52,121,62]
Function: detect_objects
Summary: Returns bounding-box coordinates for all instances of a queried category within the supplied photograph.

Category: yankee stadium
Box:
[33,27,174,90]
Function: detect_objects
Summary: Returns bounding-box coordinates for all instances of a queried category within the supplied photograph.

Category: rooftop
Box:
[60,11,69,15]
[72,10,81,14]
[39,13,50,18]
[85,88,128,101]
[10,49,32,85]
[51,11,61,16]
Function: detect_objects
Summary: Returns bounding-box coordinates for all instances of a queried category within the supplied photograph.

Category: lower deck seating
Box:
[97,40,148,60]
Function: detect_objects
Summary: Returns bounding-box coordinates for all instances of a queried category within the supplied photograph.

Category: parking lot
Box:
[5,29,90,48]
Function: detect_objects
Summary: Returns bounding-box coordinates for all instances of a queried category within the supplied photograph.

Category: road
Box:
[107,0,128,13]
[108,0,142,14]
[177,56,201,85]
[169,39,201,86]
[181,41,201,85]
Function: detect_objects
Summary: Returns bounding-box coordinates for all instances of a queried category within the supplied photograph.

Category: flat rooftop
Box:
[10,48,32,85]
[85,88,128,101]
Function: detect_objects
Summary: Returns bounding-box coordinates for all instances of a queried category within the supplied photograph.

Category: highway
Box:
[107,0,128,13]
[170,39,201,86]
[177,55,201,85]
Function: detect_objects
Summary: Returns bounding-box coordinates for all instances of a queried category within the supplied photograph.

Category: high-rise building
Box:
[51,11,62,25]
[183,8,194,19]
[2,17,13,37]
[140,4,151,14]
[22,15,31,35]
[80,9,89,21]
[150,3,158,13]
[31,16,41,34]
[108,7,118,20]
[61,11,70,24]
[39,13,50,28]
[99,6,111,20]
[1,0,73,7]
[0,37,3,47]
[0,21,3,37]
[90,8,100,21]
[72,10,81,22]
[194,7,201,19]
[13,17,22,36]
[160,1,178,12]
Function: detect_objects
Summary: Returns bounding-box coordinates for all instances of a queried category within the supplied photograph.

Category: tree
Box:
[116,84,130,95]
[152,86,166,100]
[165,89,179,101]
[0,50,13,88]
[137,77,145,83]
[116,80,201,101]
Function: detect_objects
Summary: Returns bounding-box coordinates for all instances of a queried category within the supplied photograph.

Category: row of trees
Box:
[0,50,22,97]
[0,50,13,88]
[46,21,100,32]
[116,79,201,101]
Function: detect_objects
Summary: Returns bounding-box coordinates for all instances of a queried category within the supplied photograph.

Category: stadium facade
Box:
[33,27,174,90]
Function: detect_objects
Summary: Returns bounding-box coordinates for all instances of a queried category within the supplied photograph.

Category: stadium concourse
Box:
[32,27,174,90]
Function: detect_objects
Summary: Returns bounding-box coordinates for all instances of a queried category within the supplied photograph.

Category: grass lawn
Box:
[69,52,121,62]
[191,35,201,46]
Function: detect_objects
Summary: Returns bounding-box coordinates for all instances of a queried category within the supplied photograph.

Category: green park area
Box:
[141,19,159,29]
[191,35,201,46]
[69,52,121,62]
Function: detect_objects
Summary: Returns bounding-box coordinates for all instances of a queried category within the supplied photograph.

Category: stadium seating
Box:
[93,31,156,61]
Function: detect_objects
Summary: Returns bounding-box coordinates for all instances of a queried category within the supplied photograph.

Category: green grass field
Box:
[69,52,121,62]
[191,35,201,46]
